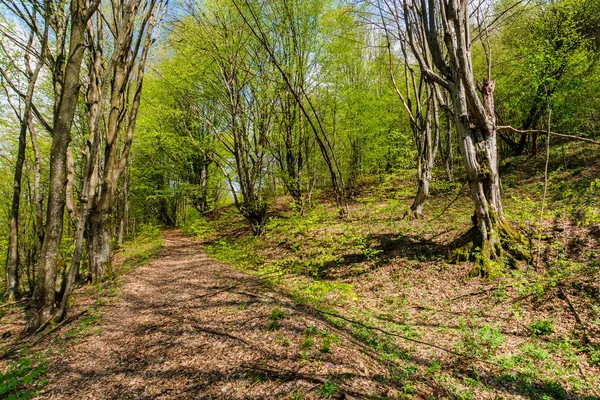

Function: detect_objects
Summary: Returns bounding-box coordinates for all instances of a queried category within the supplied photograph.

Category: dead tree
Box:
[400,0,530,275]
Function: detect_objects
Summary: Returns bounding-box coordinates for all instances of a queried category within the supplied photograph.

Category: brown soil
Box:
[35,230,398,399]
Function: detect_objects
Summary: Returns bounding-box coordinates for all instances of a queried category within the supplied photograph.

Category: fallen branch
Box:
[557,287,590,345]
[449,285,500,301]
[193,325,250,345]
[30,310,89,347]
[243,362,325,384]
[0,298,31,309]
[242,363,364,399]
[496,125,600,146]
[0,310,89,360]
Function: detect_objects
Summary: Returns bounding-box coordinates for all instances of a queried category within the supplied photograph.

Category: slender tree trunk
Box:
[410,155,433,218]
[6,25,48,300]
[30,125,44,248]
[6,113,27,300]
[410,93,440,218]
[118,163,130,244]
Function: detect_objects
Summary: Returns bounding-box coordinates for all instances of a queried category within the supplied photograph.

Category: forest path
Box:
[38,230,386,399]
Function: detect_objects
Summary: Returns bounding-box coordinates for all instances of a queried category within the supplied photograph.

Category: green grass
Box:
[0,353,49,400]
[317,381,339,399]
[268,306,285,331]
[120,224,164,267]
[527,319,555,337]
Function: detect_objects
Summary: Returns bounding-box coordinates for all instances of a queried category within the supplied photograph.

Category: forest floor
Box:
[30,230,399,399]
[1,142,599,400]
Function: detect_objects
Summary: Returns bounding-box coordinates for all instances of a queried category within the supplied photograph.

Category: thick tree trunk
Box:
[450,79,530,276]
[87,212,112,282]
[56,21,104,320]
[29,0,93,332]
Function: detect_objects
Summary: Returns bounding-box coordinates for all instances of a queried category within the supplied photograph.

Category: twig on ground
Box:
[557,287,590,344]
[448,285,500,301]
[243,363,365,399]
[193,325,250,345]
[0,298,31,309]
[0,310,89,360]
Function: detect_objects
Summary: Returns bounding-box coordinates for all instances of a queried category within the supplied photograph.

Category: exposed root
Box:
[408,209,425,220]
[449,219,532,278]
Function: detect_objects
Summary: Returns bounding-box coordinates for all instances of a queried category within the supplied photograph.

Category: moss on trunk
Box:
[450,214,532,278]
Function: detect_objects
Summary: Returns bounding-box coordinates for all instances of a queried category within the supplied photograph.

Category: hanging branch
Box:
[495,126,600,146]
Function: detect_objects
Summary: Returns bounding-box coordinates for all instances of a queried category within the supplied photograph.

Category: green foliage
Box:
[456,322,505,359]
[268,307,285,331]
[0,354,48,399]
[491,0,600,138]
[528,319,555,337]
[120,224,164,267]
[588,345,600,366]
[303,281,358,303]
[181,212,215,239]
[317,381,339,399]
[205,237,263,270]
[319,329,338,353]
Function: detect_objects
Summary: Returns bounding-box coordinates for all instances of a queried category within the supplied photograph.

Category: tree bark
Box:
[6,109,27,300]
[5,22,48,300]
[84,0,164,281]
[400,0,530,276]
[29,0,98,332]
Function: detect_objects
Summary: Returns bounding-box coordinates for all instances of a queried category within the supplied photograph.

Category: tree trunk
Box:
[118,164,130,244]
[29,0,94,332]
[6,114,27,300]
[451,79,530,276]
[86,212,112,282]
[30,125,44,248]
[410,157,433,218]
[5,25,48,300]
[399,0,532,276]
[410,92,440,219]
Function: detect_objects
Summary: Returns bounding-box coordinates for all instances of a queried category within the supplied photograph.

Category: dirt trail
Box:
[38,230,390,399]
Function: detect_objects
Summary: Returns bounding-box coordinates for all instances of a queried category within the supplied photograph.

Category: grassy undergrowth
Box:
[195,142,600,399]
[0,225,163,399]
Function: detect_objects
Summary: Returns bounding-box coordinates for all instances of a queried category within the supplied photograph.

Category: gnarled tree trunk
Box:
[401,0,530,276]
